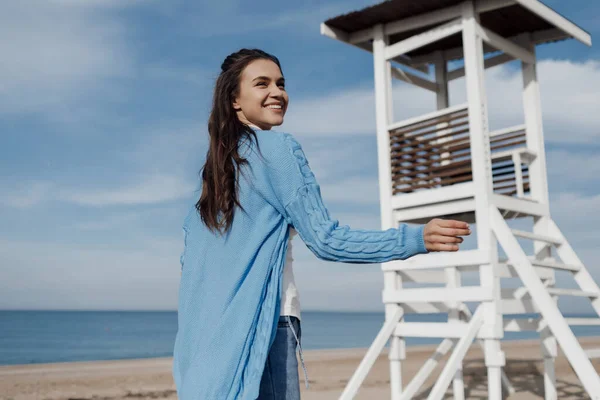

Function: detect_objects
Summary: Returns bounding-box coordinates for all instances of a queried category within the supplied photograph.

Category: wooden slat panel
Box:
[391,134,472,158]
[393,157,529,183]
[389,132,526,167]
[388,108,529,196]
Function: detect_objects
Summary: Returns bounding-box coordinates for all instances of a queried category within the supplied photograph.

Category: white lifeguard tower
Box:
[321,1,597,399]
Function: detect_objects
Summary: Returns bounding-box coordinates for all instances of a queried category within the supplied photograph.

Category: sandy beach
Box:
[2,338,600,400]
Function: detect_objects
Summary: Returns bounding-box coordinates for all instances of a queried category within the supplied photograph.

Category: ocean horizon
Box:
[2,310,599,366]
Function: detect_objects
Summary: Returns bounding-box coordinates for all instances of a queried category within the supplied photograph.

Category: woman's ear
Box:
[232,97,241,111]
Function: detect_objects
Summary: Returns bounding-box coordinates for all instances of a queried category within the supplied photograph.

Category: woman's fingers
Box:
[426,235,464,244]
[430,227,471,237]
[428,243,459,252]
[435,219,469,230]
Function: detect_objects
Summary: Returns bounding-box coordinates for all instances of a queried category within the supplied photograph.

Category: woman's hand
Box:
[423,218,471,252]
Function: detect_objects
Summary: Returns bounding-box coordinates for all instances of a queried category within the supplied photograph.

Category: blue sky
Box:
[1,0,599,312]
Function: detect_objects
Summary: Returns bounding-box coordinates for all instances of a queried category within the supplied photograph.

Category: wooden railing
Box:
[389,105,533,197]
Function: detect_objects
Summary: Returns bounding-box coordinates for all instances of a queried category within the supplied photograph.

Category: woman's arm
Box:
[250,131,433,263]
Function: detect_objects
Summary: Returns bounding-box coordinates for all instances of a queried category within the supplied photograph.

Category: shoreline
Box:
[2,338,600,399]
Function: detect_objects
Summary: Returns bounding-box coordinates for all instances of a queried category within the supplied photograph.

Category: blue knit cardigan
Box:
[172,129,428,399]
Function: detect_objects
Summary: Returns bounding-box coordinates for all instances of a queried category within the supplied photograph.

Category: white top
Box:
[280,227,301,319]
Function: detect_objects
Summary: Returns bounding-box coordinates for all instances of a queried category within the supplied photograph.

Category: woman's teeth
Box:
[265,105,282,109]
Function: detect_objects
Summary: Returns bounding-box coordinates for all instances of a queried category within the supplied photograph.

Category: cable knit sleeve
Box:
[256,131,428,263]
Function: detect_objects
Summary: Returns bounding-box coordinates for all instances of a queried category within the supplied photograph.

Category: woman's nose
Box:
[270,85,284,96]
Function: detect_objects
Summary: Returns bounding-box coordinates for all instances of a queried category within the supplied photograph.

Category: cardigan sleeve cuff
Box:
[400,223,428,256]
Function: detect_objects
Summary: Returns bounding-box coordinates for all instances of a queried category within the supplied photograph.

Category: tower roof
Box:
[322,0,591,62]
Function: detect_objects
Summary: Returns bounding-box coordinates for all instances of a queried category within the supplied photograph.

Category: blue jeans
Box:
[257,316,304,400]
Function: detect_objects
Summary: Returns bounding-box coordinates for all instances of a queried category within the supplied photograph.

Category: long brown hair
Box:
[197,48,282,235]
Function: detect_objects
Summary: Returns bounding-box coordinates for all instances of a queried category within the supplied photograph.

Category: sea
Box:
[1,310,600,366]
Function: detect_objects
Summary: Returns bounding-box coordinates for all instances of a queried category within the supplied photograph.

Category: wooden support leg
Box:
[541,324,558,400]
[389,335,405,400]
[446,267,465,400]
[485,339,504,400]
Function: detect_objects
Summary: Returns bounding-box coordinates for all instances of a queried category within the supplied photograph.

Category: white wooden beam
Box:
[402,302,450,314]
[383,287,493,303]
[491,193,548,217]
[410,27,569,67]
[391,182,474,210]
[448,53,515,81]
[398,270,447,284]
[384,18,463,61]
[394,199,476,224]
[382,249,489,272]
[566,318,600,326]
[489,124,526,138]
[391,66,438,92]
[395,322,468,338]
[510,228,562,246]
[476,24,535,64]
[515,0,592,46]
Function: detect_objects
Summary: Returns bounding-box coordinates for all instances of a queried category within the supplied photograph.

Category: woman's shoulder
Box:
[240,129,304,162]
[248,129,299,148]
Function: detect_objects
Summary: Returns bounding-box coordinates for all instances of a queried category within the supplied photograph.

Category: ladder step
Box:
[496,263,554,280]
[585,348,600,359]
[499,257,581,272]
[547,288,599,298]
[501,287,599,299]
[565,318,600,326]
[395,322,468,338]
[511,229,562,246]
[530,258,581,272]
[382,287,493,304]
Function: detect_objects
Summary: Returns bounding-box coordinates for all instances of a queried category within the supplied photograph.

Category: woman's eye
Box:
[257,82,267,86]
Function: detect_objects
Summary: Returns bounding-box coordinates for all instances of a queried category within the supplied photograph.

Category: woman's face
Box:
[233,59,288,130]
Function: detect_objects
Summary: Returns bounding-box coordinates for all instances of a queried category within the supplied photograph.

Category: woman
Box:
[172,48,471,400]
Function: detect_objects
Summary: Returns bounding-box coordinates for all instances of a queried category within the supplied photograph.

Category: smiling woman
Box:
[172,48,470,400]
